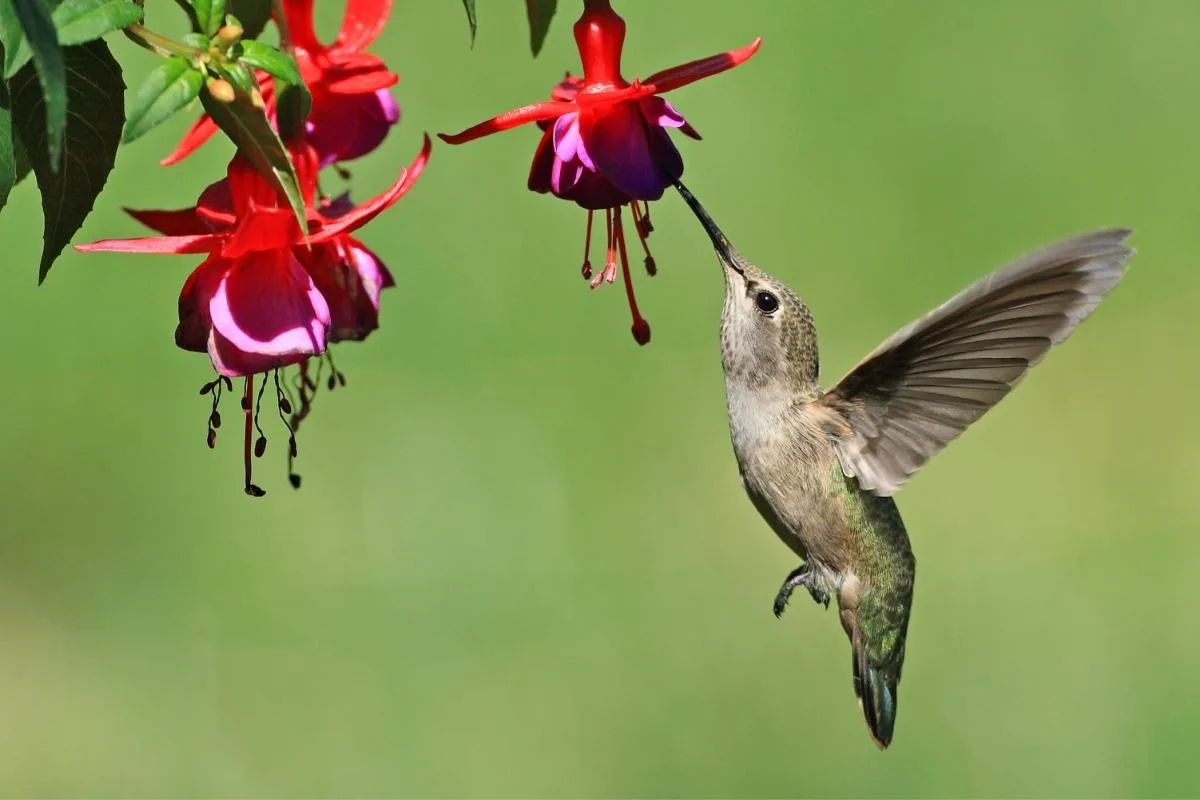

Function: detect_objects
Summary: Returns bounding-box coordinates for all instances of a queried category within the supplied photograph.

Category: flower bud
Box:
[216,24,243,47]
[206,78,235,103]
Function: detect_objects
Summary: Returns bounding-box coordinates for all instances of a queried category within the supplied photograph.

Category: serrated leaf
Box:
[226,0,270,39]
[0,82,16,213]
[525,0,556,57]
[199,84,307,240]
[124,55,203,143]
[6,0,144,76]
[461,0,476,47]
[192,0,226,37]
[10,0,66,169]
[11,39,124,283]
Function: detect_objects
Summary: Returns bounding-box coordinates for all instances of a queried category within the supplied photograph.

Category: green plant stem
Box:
[123,24,202,59]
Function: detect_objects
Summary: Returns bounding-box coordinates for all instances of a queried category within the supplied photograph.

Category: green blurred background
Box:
[0,0,1196,795]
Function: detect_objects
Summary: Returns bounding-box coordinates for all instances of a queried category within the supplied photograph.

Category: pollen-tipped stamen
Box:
[243,376,265,497]
[637,201,654,237]
[613,207,651,345]
[581,210,594,280]
[274,368,302,490]
[629,202,657,276]
[592,209,617,288]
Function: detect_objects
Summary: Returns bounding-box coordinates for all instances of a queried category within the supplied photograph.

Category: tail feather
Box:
[852,638,902,749]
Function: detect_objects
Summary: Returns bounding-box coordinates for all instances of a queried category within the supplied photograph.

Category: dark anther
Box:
[206,428,217,449]
[254,436,267,458]
[221,376,233,391]
[289,436,298,458]
[336,371,346,387]
[631,318,651,346]
[288,473,302,489]
[327,374,336,391]
[245,483,266,497]
[581,260,593,280]
[241,394,251,411]
[199,380,216,395]
[279,397,293,415]
[209,410,221,429]
[644,256,657,276]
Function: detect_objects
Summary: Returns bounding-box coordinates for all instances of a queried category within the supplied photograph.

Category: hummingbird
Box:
[674,180,1133,749]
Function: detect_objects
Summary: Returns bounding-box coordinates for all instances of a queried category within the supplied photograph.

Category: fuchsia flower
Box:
[78,135,430,495]
[163,0,400,168]
[440,0,759,344]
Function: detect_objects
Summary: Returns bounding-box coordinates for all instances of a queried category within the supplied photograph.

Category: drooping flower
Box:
[439,0,760,344]
[163,0,401,168]
[78,135,430,495]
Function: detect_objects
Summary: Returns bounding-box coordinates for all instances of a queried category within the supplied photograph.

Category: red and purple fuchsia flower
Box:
[440,0,759,344]
[162,0,400,169]
[78,0,425,496]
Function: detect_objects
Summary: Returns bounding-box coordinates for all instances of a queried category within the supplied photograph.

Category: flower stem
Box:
[123,24,203,59]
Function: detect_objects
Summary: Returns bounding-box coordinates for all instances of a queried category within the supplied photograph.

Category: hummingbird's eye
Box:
[755,290,780,315]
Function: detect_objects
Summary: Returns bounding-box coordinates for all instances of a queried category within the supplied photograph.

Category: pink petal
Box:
[208,249,330,367]
[75,233,224,254]
[176,255,230,352]
[643,37,762,94]
[310,134,431,243]
[439,102,572,145]
[161,114,219,166]
[125,206,206,236]
[335,0,392,52]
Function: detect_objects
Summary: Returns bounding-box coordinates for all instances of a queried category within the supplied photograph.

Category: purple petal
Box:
[579,102,673,201]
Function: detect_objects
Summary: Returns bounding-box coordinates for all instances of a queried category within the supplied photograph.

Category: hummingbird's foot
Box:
[773,565,830,618]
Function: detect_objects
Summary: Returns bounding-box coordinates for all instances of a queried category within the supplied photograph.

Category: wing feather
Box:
[816,229,1134,496]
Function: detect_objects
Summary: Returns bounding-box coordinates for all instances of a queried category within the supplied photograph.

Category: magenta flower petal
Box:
[208,250,331,369]
[579,102,674,201]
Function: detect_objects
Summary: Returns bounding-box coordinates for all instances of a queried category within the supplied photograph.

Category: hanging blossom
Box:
[440,0,760,344]
[163,0,401,168]
[78,135,431,495]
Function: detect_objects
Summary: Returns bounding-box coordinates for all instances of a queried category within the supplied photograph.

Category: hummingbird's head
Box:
[674,181,819,390]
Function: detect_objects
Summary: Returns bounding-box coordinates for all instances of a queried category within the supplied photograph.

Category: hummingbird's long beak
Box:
[673,180,746,276]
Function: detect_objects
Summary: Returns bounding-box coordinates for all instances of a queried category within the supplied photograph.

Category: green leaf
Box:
[0,82,16,214]
[525,0,556,57]
[10,39,124,283]
[236,40,309,139]
[192,0,226,37]
[226,0,270,39]
[6,0,144,76]
[123,55,203,143]
[0,3,22,76]
[9,0,65,168]
[199,83,307,241]
[236,40,301,87]
[461,0,476,47]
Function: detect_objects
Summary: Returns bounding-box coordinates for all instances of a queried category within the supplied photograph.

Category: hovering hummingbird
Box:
[674,180,1133,749]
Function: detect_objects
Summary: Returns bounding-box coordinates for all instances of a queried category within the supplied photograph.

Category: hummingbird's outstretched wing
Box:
[815,228,1134,497]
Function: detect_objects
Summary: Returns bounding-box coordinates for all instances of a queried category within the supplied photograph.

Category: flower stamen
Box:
[243,376,266,497]
[581,210,594,280]
[629,202,657,276]
[613,207,650,345]
[274,368,302,490]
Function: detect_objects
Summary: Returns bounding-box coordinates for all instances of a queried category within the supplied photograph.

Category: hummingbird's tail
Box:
[851,632,904,749]
[843,572,913,749]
